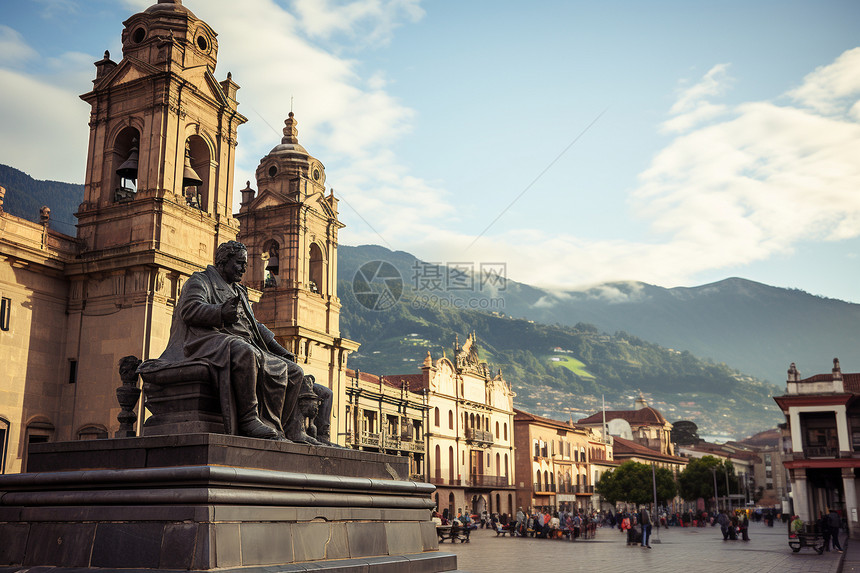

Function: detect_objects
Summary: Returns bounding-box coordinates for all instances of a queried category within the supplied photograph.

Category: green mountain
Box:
[339,244,860,386]
[338,256,784,440]
[0,164,83,236]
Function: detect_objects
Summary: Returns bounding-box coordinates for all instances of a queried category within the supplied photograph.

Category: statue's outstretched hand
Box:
[221,295,240,324]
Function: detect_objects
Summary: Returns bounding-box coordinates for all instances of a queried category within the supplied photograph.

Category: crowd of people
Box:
[433,504,849,553]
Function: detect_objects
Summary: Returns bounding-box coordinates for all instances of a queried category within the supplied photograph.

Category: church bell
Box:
[116,141,139,183]
[182,143,204,188]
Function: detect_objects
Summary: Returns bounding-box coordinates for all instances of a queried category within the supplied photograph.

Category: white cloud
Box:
[33,0,79,18]
[661,64,731,134]
[291,0,424,47]
[788,47,860,116]
[0,25,38,66]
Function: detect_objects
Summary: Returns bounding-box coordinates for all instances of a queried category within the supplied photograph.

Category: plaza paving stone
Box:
[444,522,847,573]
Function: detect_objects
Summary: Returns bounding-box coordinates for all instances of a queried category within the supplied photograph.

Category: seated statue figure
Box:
[139,240,324,443]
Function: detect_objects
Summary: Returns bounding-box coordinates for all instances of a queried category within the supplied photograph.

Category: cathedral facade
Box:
[0,0,356,474]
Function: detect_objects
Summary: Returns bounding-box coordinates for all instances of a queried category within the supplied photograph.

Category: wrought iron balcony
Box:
[804,446,840,458]
[467,474,509,488]
[465,428,494,445]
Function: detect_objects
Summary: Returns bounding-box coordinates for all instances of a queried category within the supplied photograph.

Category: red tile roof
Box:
[795,372,860,394]
[612,436,687,464]
[578,406,667,426]
[513,408,583,432]
[345,369,426,391]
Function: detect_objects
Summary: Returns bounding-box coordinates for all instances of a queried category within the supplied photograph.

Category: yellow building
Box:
[412,334,517,519]
[513,409,612,513]
[342,368,428,480]
[0,0,356,473]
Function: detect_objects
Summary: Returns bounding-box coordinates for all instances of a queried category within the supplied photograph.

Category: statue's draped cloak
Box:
[139,265,297,435]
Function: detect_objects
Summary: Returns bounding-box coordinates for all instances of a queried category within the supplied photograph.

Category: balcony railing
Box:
[533,483,556,493]
[465,428,494,445]
[805,446,840,458]
[574,485,594,494]
[348,432,425,453]
[467,474,509,488]
[430,476,462,486]
[358,431,380,447]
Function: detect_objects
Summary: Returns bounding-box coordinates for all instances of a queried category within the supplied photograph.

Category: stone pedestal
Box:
[0,434,456,572]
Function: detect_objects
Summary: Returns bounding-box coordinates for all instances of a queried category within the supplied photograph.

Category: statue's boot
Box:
[239,417,280,440]
[234,375,280,440]
[283,412,324,445]
[317,425,347,449]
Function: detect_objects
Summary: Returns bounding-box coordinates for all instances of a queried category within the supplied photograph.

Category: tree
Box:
[596,460,677,505]
[677,455,739,511]
[671,420,701,446]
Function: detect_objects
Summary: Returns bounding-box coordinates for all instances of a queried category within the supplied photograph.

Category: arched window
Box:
[495,453,500,474]
[262,239,280,288]
[23,418,54,472]
[469,413,475,429]
[184,135,212,212]
[308,242,325,295]
[533,440,540,458]
[536,470,542,491]
[434,407,440,427]
[435,445,441,480]
[111,126,141,203]
[0,417,9,475]
[448,446,454,482]
[448,410,453,430]
[544,471,549,491]
[495,421,500,438]
[77,424,108,440]
[448,492,455,517]
[503,423,508,440]
[504,454,509,477]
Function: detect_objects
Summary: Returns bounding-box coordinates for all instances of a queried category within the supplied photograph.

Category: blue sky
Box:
[2,0,860,301]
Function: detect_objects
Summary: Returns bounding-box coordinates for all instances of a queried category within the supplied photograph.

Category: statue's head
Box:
[214,240,248,284]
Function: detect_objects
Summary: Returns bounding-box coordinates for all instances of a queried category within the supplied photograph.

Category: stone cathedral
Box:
[0,0,357,474]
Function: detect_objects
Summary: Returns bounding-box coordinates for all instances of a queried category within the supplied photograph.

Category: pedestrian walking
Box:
[639,506,653,548]
[828,509,844,552]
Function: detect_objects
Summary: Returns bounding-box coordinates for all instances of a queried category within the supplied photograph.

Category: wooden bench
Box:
[437,525,469,543]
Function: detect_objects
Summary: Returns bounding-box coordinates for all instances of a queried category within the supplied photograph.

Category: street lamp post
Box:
[711,467,719,512]
[725,467,731,513]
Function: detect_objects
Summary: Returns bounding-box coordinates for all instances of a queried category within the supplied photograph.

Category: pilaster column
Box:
[792,468,811,522]
[842,467,858,538]
[789,410,803,456]
[835,405,851,455]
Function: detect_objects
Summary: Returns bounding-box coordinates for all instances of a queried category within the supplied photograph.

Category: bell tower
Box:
[236,113,359,441]
[60,0,247,438]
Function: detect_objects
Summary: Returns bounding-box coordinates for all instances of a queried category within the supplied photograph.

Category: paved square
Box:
[444,522,845,572]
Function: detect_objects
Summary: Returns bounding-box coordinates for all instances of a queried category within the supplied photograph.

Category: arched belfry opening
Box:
[184,135,210,211]
[111,126,141,203]
[262,239,280,288]
[308,242,324,295]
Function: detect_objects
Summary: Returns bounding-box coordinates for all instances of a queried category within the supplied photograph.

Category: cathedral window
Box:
[0,297,10,331]
[263,240,280,288]
[0,418,9,474]
[309,243,324,295]
[183,136,210,212]
[112,127,140,203]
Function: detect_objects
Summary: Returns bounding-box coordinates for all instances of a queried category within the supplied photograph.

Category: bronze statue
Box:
[140,240,318,443]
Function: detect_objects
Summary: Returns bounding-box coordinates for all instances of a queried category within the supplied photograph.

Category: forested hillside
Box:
[339,277,783,440]
[0,164,83,236]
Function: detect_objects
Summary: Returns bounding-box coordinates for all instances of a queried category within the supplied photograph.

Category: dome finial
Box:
[282,113,299,144]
